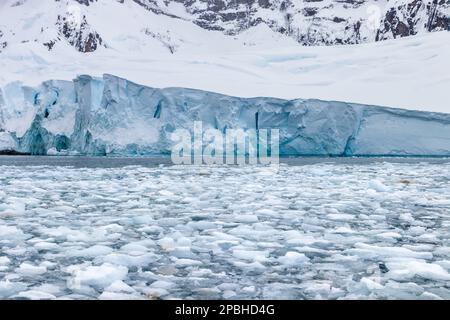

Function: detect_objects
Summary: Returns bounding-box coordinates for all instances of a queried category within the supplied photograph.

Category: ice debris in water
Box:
[0,161,449,299]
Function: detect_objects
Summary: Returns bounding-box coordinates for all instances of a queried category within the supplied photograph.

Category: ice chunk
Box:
[67,245,113,258]
[174,259,202,267]
[14,290,56,300]
[34,242,60,251]
[104,280,136,294]
[0,281,27,298]
[102,253,156,267]
[360,277,384,290]
[144,288,169,300]
[68,263,128,289]
[419,292,444,300]
[368,180,391,192]
[0,256,11,266]
[386,260,450,281]
[349,243,433,260]
[0,225,27,241]
[278,252,309,267]
[16,263,47,276]
[233,215,259,223]
[149,280,176,290]
[232,249,269,262]
[99,292,140,300]
[46,147,58,156]
[120,243,149,254]
[233,261,266,273]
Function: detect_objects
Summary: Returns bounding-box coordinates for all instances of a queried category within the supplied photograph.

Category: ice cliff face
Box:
[1,74,450,156]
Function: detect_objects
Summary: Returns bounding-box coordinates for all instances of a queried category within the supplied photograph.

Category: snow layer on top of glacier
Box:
[0,0,449,113]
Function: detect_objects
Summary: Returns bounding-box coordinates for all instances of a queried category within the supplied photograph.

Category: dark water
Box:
[0,155,449,168]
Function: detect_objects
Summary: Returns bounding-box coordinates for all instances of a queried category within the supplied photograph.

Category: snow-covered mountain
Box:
[0,0,449,114]
[0,0,449,112]
[134,0,450,45]
[0,0,448,53]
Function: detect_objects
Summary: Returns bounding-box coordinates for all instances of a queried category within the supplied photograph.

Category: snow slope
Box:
[1,74,450,156]
[0,0,449,113]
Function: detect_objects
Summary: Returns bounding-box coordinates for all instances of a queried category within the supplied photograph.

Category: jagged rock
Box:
[376,0,449,41]
[133,0,450,45]
[0,30,7,52]
[0,0,448,53]
[56,13,104,53]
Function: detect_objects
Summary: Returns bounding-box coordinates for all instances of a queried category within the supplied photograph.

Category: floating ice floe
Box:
[0,162,448,299]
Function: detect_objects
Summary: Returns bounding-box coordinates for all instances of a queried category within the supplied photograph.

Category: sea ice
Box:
[68,263,128,290]
[386,260,450,281]
[14,290,56,300]
[15,263,47,276]
[0,281,27,298]
[278,252,309,267]
[0,161,448,299]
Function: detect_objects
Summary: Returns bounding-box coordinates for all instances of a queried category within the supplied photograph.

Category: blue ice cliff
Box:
[0,74,450,156]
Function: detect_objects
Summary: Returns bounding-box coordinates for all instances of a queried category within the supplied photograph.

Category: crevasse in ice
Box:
[1,74,450,156]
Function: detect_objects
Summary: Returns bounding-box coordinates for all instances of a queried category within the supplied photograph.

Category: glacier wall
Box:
[0,74,450,157]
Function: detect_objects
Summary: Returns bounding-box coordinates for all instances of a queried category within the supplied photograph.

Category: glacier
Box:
[0,74,450,157]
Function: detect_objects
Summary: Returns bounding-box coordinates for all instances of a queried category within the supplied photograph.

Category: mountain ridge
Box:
[0,0,448,53]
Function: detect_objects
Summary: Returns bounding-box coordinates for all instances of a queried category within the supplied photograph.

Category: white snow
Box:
[0,0,448,113]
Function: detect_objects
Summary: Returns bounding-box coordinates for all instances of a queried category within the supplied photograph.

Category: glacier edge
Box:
[0,74,450,157]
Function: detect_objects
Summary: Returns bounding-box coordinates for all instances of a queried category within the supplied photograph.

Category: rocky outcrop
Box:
[377,0,449,41]
[0,0,448,53]
[133,0,450,45]
[0,30,7,52]
[56,12,104,53]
